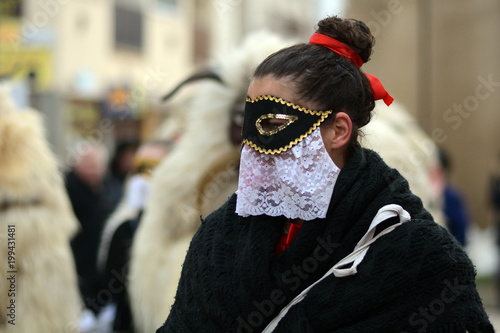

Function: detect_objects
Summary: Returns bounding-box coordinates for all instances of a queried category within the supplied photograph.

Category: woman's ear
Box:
[320,112,352,168]
[324,112,352,150]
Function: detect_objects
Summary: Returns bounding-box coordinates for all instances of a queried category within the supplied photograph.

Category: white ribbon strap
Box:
[262,204,411,333]
[332,204,411,277]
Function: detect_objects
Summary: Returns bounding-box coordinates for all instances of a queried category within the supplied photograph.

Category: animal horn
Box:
[161,68,224,102]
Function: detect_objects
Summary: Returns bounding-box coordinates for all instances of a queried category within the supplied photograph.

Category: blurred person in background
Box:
[490,151,500,307]
[65,142,114,324]
[437,148,470,246]
[107,140,140,209]
[128,31,293,333]
[491,151,500,239]
[97,140,171,333]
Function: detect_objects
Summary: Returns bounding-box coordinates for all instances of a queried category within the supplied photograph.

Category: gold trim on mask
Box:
[256,114,299,136]
[243,116,328,155]
[244,95,333,155]
[246,95,333,117]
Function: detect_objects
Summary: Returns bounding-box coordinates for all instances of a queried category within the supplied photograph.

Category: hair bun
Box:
[316,16,375,63]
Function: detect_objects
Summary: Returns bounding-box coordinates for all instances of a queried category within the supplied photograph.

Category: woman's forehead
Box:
[248,77,295,103]
[248,76,319,110]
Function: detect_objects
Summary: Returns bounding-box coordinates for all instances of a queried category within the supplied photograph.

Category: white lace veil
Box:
[236,128,340,220]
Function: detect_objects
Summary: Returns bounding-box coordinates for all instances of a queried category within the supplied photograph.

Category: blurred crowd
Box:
[66,139,171,332]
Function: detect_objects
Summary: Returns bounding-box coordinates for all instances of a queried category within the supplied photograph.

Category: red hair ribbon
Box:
[309,33,394,106]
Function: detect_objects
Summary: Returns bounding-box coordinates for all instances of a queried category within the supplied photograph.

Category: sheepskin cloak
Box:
[0,88,81,333]
[158,147,493,333]
[128,32,294,333]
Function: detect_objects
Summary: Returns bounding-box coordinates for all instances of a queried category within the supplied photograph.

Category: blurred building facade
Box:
[192,0,316,63]
[0,0,316,159]
[2,0,196,154]
[347,0,500,228]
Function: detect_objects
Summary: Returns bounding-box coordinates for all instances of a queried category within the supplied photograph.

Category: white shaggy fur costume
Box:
[128,33,443,333]
[0,84,81,332]
[129,32,295,333]
[363,101,444,224]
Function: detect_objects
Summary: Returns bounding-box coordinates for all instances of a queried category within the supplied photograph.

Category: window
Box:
[114,4,143,51]
[0,0,22,17]
[157,0,178,8]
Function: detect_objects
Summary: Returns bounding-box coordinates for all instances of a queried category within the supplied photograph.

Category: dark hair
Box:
[438,147,451,173]
[110,139,140,177]
[253,16,376,149]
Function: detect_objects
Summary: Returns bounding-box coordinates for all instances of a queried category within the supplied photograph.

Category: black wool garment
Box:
[157,147,494,333]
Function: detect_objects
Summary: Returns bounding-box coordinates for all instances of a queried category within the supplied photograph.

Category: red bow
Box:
[309,33,394,106]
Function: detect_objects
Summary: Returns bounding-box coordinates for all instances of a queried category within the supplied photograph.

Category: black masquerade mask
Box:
[242,95,333,155]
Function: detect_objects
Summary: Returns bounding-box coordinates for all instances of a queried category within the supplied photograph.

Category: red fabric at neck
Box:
[275,223,303,256]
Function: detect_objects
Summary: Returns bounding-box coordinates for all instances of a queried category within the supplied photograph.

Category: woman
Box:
[157,16,493,332]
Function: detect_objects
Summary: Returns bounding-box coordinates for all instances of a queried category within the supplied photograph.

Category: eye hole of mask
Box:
[256,114,298,136]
